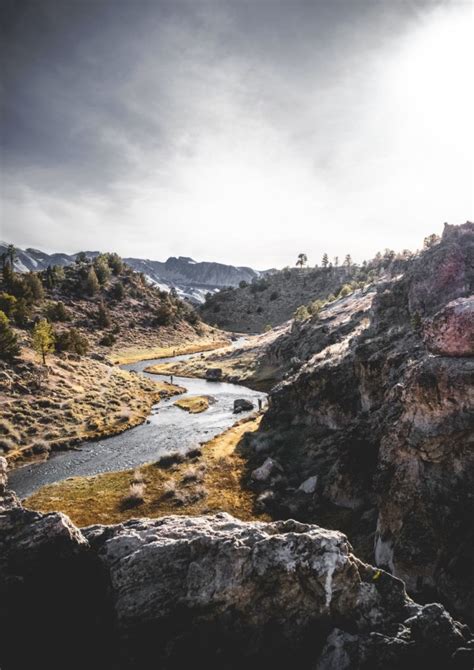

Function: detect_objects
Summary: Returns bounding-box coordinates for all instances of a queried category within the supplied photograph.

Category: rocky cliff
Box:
[1,460,472,669]
[245,222,474,624]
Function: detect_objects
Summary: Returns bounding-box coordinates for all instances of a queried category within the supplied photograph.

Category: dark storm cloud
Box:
[1,0,431,194]
[0,0,470,264]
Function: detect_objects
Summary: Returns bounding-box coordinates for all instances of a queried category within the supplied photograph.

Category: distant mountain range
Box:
[0,242,263,303]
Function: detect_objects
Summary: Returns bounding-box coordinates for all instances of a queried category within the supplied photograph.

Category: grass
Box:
[112,338,230,365]
[174,395,213,414]
[24,416,269,526]
[2,348,186,466]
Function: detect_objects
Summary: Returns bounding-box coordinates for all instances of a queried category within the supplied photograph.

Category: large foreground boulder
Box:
[1,479,472,669]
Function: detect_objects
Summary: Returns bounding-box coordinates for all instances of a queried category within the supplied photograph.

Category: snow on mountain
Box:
[0,243,261,304]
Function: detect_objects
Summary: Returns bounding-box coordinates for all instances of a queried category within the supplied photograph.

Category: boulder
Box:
[298,475,318,494]
[423,297,474,356]
[0,477,472,670]
[250,456,282,482]
[205,367,223,381]
[233,398,254,413]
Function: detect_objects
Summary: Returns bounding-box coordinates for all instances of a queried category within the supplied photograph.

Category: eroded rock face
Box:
[1,480,472,669]
[252,222,474,623]
[424,296,474,356]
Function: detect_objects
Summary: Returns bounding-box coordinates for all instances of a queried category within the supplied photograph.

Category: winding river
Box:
[9,341,266,499]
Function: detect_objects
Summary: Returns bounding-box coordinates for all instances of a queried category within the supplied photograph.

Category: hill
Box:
[0,252,226,463]
[0,242,262,303]
[200,251,414,332]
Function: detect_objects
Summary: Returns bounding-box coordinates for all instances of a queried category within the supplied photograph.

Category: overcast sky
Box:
[1,0,472,268]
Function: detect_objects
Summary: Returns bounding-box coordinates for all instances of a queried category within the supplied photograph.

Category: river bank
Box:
[8,345,266,500]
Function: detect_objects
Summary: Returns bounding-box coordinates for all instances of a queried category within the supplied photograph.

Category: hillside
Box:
[243,221,474,624]
[0,242,262,303]
[200,251,413,332]
[0,252,227,463]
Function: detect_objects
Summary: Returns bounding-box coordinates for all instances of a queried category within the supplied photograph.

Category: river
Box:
[9,342,266,499]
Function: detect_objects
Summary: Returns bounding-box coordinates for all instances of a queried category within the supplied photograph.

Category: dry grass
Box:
[174,395,213,414]
[2,349,186,467]
[112,338,230,365]
[24,416,269,526]
[145,330,284,390]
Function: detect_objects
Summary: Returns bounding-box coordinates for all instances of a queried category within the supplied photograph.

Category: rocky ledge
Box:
[247,222,474,625]
[0,462,472,670]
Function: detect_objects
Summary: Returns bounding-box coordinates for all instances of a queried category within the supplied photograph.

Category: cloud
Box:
[1,0,472,267]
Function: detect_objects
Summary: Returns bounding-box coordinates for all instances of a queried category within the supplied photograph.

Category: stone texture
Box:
[250,222,474,624]
[1,471,472,669]
[424,296,474,356]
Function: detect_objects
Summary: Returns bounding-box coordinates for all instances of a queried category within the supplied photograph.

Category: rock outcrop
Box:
[1,478,472,669]
[248,222,474,624]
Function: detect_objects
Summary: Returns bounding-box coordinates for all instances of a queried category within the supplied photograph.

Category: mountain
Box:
[0,243,261,303]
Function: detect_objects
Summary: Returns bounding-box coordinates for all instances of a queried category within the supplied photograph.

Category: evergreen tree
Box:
[106,252,124,275]
[110,281,125,301]
[24,272,44,300]
[0,292,17,318]
[13,298,30,327]
[0,310,20,361]
[85,268,100,296]
[32,319,55,364]
[321,253,329,268]
[296,253,308,268]
[97,301,111,328]
[94,255,112,285]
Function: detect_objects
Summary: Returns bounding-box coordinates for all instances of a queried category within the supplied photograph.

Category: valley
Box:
[1,222,473,668]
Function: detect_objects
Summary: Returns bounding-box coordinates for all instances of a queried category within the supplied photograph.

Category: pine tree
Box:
[85,268,100,296]
[321,253,329,268]
[24,272,44,300]
[97,301,111,328]
[344,254,352,269]
[32,319,55,364]
[296,253,308,268]
[0,310,20,361]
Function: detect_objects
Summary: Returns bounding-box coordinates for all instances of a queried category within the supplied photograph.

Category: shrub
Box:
[0,292,17,317]
[45,301,70,322]
[99,332,116,346]
[0,310,20,361]
[93,254,112,285]
[85,268,100,296]
[293,305,310,321]
[106,252,124,275]
[338,284,352,298]
[264,324,272,332]
[269,291,279,301]
[97,301,111,328]
[308,299,326,316]
[110,281,125,300]
[24,272,44,300]
[122,481,146,508]
[13,298,30,327]
[0,438,14,453]
[55,328,89,355]
[154,303,174,326]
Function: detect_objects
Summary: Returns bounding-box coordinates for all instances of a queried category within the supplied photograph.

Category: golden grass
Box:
[3,350,186,467]
[24,416,268,527]
[111,339,230,365]
[174,395,213,414]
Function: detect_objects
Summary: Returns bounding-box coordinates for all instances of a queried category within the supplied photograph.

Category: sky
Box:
[1,0,473,269]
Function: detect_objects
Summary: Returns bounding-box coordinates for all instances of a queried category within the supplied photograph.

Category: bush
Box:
[308,299,326,316]
[99,332,116,346]
[239,280,248,289]
[13,298,30,327]
[154,303,174,326]
[122,481,146,508]
[85,268,100,296]
[0,310,20,361]
[338,284,352,298]
[55,328,89,355]
[110,281,125,300]
[269,291,279,301]
[293,305,310,321]
[45,301,70,322]
[106,252,124,275]
[0,292,17,317]
[24,272,44,301]
[97,301,111,328]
